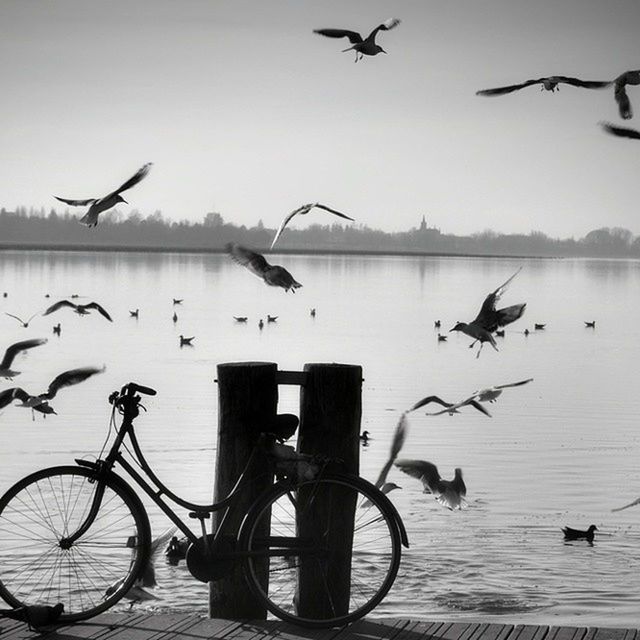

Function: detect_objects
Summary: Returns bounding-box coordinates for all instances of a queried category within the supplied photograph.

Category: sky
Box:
[1,0,639,238]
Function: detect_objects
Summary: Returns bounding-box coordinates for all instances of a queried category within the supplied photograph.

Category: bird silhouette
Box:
[612,497,640,512]
[226,243,302,292]
[173,298,183,305]
[476,75,611,96]
[409,394,492,417]
[53,322,61,336]
[0,603,64,632]
[258,318,264,330]
[267,315,278,322]
[495,329,506,337]
[534,323,546,330]
[270,203,354,249]
[310,308,316,317]
[562,524,598,544]
[314,18,401,62]
[55,163,152,227]
[584,320,596,328]
[179,335,194,347]
[395,459,467,510]
[0,338,47,379]
[4,310,41,328]
[130,309,139,318]
[172,311,178,323]
[0,388,57,418]
[613,69,640,120]
[106,528,176,604]
[234,316,248,322]
[43,300,113,321]
[450,268,526,358]
[374,412,408,489]
[600,121,640,140]
[359,430,370,444]
[437,333,447,342]
[165,536,190,565]
[434,320,441,329]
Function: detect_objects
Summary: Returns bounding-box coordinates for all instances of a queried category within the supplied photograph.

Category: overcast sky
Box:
[1,0,639,237]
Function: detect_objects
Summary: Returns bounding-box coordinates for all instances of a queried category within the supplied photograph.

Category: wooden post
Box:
[209,361,278,619]
[296,363,363,619]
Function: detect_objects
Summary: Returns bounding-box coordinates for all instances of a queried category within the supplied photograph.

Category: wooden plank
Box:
[392,619,444,640]
[468,623,514,640]
[155,616,241,639]
[547,627,587,640]
[586,629,634,640]
[97,612,199,640]
[333,617,411,640]
[276,371,307,386]
[510,625,550,640]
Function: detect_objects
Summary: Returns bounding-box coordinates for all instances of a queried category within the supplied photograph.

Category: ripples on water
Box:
[0,251,639,626]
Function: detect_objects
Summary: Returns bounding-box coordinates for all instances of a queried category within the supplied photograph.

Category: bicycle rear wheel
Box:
[0,465,151,621]
[238,472,402,628]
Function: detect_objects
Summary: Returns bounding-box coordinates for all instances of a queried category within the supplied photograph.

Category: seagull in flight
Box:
[226,243,302,292]
[408,395,492,417]
[613,69,640,120]
[43,300,113,321]
[612,497,640,512]
[54,162,152,227]
[600,121,640,140]
[450,268,526,358]
[270,203,354,249]
[476,75,611,96]
[395,459,467,510]
[4,310,41,328]
[373,412,409,489]
[0,338,47,380]
[314,18,401,62]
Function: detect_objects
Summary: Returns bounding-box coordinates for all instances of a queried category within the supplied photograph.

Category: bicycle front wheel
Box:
[0,465,151,621]
[239,472,402,628]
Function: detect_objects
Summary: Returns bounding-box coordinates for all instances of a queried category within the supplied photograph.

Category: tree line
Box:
[1,206,638,258]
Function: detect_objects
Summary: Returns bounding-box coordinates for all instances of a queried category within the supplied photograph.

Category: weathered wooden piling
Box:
[209,361,278,620]
[296,362,363,619]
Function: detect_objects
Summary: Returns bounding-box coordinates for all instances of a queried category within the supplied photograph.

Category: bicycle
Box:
[0,382,408,628]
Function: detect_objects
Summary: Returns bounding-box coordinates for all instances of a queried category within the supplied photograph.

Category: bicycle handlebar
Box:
[124,382,157,396]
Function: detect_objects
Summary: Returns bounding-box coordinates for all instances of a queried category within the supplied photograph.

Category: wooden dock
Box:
[0,614,638,640]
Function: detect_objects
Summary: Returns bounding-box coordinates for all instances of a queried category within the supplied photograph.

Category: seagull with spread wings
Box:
[450,268,526,358]
[54,162,152,227]
[395,459,467,510]
[226,243,302,292]
[476,75,611,97]
[314,18,401,62]
[408,395,492,417]
[43,300,113,321]
[270,203,354,249]
[0,338,47,380]
[600,121,640,140]
[613,69,640,120]
[4,310,41,328]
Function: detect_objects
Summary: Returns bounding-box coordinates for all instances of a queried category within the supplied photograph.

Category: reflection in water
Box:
[0,251,639,625]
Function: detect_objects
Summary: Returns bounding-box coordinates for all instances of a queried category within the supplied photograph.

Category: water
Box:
[0,250,639,626]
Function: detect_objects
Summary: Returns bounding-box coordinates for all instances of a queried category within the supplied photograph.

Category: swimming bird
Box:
[314,18,401,63]
[600,121,640,140]
[450,268,526,358]
[408,394,492,417]
[173,298,183,305]
[4,311,41,328]
[476,75,611,96]
[106,528,176,604]
[524,328,530,336]
[534,323,546,330]
[562,524,597,544]
[270,203,354,249]
[54,163,153,227]
[267,315,278,322]
[374,412,408,489]
[585,321,596,328]
[2,292,7,298]
[0,603,64,633]
[172,311,178,323]
[165,536,190,564]
[258,319,264,330]
[613,69,640,120]
[53,323,61,336]
[359,430,370,444]
[234,316,248,322]
[310,308,316,317]
[434,320,441,329]
[43,300,113,321]
[437,333,447,342]
[130,309,139,318]
[179,335,194,347]
[0,338,47,379]
[226,243,302,292]
[495,329,505,337]
[395,459,467,510]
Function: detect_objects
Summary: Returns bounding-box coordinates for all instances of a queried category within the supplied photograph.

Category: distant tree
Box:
[204,212,224,227]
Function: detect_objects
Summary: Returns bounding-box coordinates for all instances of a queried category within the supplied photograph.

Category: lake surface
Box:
[0,250,639,627]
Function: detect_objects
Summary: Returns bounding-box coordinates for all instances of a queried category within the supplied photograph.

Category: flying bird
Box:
[226,243,302,292]
[612,497,640,512]
[4,311,41,328]
[469,378,534,404]
[54,162,152,227]
[613,69,640,120]
[0,603,64,633]
[314,18,401,62]
[450,268,526,358]
[476,75,611,96]
[0,388,57,418]
[600,121,640,140]
[270,203,354,249]
[0,338,47,379]
[43,300,113,321]
[374,412,408,489]
[395,459,467,510]
[408,394,492,417]
[562,524,598,544]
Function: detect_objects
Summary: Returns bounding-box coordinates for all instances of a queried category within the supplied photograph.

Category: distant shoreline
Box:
[0,243,558,261]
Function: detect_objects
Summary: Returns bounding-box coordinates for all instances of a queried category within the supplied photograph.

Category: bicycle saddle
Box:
[264,413,298,441]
